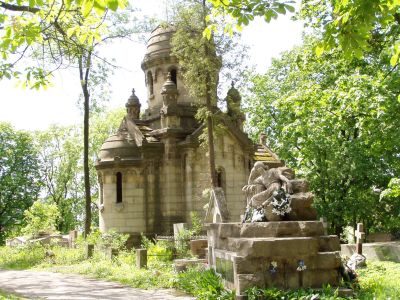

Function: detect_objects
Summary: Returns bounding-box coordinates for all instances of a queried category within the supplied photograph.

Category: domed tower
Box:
[141,25,198,131]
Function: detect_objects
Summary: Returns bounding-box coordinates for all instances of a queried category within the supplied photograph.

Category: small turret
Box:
[226,82,245,129]
[125,89,141,120]
[161,72,178,106]
[160,73,180,129]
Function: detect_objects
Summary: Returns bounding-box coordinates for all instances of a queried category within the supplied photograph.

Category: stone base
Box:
[207,222,342,297]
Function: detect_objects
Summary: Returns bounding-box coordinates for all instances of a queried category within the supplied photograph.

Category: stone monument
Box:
[207,163,342,298]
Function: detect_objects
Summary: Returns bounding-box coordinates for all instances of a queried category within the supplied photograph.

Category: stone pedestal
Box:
[207,222,341,297]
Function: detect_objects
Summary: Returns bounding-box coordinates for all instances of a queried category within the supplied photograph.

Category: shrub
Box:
[22,202,60,237]
[175,266,235,300]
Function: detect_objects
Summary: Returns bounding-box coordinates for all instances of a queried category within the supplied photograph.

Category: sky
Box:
[0,1,304,131]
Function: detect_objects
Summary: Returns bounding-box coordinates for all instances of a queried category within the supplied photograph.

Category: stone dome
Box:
[98,134,141,162]
[143,25,175,64]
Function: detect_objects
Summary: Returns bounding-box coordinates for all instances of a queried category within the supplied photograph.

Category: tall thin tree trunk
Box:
[202,0,217,188]
[79,52,92,238]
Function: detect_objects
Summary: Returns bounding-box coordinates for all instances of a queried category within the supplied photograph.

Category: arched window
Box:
[116,172,122,203]
[170,69,177,87]
[216,167,225,191]
[147,71,153,95]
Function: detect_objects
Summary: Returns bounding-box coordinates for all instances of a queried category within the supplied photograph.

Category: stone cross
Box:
[355,223,365,255]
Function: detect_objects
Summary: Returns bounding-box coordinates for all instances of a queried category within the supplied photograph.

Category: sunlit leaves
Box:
[0,0,127,88]
[245,36,400,233]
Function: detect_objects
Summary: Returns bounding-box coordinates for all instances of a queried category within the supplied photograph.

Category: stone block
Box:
[290,192,314,209]
[228,237,319,257]
[173,258,207,273]
[136,248,147,269]
[106,248,119,260]
[318,235,341,252]
[302,269,340,288]
[236,274,263,295]
[190,239,208,258]
[290,179,309,193]
[85,244,94,259]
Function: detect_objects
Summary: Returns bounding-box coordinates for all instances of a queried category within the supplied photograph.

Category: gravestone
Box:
[85,244,94,259]
[69,230,78,248]
[355,223,365,255]
[106,248,119,260]
[136,249,147,269]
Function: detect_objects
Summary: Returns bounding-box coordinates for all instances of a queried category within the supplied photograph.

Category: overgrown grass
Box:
[1,245,400,299]
[356,260,400,299]
[0,245,176,289]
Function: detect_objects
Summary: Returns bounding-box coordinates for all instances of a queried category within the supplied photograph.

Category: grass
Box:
[0,289,24,300]
[1,245,400,299]
[356,260,400,299]
[0,244,177,290]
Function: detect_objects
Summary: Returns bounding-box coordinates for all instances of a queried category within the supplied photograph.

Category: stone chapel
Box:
[95,25,281,243]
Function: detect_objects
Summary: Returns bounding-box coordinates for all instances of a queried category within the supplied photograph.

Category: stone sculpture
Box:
[242,162,294,222]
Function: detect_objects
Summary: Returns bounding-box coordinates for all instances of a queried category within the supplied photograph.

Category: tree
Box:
[0,123,41,243]
[22,201,60,237]
[36,108,125,233]
[207,0,400,65]
[0,0,127,86]
[245,36,400,235]
[36,125,82,232]
[171,0,247,192]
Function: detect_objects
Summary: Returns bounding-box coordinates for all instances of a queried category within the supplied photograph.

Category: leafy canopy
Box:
[0,0,127,87]
[245,35,400,234]
[207,0,400,65]
[0,123,41,243]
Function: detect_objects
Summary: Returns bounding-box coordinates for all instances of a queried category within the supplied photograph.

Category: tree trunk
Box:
[79,53,92,238]
[202,0,217,188]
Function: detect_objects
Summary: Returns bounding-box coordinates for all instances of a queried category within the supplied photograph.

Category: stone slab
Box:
[227,237,319,257]
[341,242,400,262]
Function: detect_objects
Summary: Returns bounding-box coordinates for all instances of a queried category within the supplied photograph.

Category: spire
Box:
[161,72,178,95]
[125,88,141,119]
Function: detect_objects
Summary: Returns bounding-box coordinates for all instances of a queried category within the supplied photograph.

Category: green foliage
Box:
[22,201,60,236]
[356,261,400,299]
[0,289,24,300]
[245,286,345,300]
[0,244,46,269]
[207,0,400,66]
[83,229,129,250]
[0,123,41,244]
[175,266,235,300]
[301,0,400,64]
[0,245,176,289]
[0,0,128,87]
[379,178,400,235]
[175,211,205,258]
[245,35,400,235]
[34,108,125,233]
[35,125,82,233]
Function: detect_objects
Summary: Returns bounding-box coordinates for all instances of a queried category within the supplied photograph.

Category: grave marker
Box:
[355,223,365,255]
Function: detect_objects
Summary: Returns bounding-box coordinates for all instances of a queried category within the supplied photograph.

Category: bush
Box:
[175,266,235,300]
[141,235,174,262]
[22,202,60,237]
[79,229,129,251]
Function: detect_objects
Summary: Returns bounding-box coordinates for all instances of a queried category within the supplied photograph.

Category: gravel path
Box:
[0,270,194,300]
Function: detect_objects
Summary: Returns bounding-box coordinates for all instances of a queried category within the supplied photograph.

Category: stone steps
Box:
[226,236,340,257]
[208,221,325,239]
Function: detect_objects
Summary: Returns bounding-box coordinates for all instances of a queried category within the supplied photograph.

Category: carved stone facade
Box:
[96,26,279,243]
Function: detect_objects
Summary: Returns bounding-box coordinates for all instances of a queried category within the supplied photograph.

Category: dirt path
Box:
[0,270,194,300]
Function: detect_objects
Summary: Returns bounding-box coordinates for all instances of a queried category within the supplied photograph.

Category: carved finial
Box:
[132,88,135,94]
[231,81,235,88]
